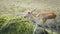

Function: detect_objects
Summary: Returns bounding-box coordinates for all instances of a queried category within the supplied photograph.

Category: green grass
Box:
[46,29,57,34]
[0,14,34,34]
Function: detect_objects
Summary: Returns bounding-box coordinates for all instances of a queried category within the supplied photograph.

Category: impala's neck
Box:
[29,14,43,26]
[30,14,38,20]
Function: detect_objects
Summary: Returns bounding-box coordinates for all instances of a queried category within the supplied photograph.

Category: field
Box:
[0,0,60,34]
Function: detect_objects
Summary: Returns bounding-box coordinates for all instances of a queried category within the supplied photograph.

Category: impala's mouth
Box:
[24,16,26,18]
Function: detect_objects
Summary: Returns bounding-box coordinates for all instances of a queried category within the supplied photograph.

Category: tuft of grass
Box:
[0,14,34,34]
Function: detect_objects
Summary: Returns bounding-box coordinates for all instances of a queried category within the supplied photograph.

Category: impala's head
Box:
[24,12,31,18]
[24,8,36,18]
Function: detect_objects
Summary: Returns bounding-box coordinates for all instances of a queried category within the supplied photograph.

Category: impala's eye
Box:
[28,12,31,14]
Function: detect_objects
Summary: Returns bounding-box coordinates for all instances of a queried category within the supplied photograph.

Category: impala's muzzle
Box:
[24,16,26,18]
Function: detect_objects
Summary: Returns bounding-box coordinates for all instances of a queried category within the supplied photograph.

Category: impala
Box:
[24,8,58,34]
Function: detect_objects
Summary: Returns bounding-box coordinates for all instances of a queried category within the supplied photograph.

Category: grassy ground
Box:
[0,0,60,34]
[0,14,58,34]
